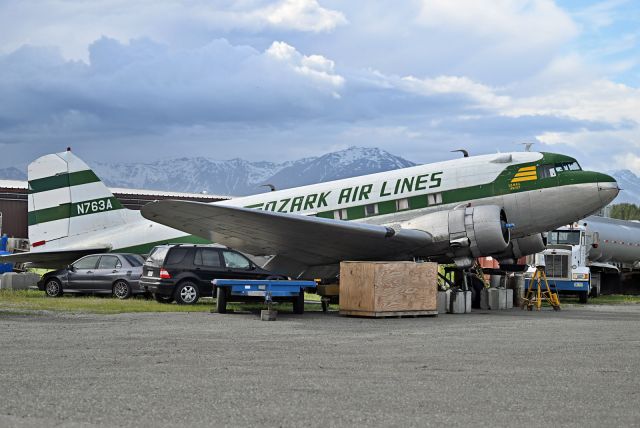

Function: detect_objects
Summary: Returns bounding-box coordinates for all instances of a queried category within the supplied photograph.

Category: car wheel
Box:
[175,281,200,305]
[154,294,174,304]
[292,290,304,314]
[113,280,132,299]
[216,286,228,313]
[44,278,63,297]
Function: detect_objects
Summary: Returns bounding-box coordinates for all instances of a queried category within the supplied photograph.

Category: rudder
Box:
[28,150,126,247]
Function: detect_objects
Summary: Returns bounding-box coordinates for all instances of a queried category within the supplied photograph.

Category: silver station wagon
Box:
[38,253,145,299]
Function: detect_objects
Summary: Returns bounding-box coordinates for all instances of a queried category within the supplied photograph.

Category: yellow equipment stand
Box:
[521,266,561,311]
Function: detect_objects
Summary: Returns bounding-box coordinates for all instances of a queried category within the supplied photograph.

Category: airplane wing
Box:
[141,200,433,266]
[0,248,110,268]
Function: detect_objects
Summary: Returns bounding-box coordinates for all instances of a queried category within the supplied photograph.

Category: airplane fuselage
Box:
[222,151,618,241]
[29,151,619,261]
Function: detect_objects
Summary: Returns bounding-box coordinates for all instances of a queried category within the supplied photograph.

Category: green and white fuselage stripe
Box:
[224,152,537,215]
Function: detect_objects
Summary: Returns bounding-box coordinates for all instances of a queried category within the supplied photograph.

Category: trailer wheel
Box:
[292,290,304,314]
[578,291,588,304]
[216,287,228,313]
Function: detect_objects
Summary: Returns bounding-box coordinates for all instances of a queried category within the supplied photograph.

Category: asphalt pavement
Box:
[1,304,639,427]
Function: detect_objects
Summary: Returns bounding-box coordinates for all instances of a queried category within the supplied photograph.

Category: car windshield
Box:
[549,230,581,245]
[146,247,170,266]
[222,251,251,269]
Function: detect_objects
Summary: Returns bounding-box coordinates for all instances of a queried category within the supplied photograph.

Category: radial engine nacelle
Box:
[494,233,547,265]
[400,205,510,268]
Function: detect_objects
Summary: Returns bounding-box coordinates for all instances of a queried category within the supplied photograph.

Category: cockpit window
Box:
[538,164,557,179]
[554,161,581,173]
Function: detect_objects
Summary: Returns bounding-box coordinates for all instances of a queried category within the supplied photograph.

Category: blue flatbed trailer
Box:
[212,279,317,314]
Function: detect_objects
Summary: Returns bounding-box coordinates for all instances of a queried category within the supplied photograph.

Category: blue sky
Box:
[0,0,638,174]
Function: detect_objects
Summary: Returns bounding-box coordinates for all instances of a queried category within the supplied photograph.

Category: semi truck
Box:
[526,216,640,303]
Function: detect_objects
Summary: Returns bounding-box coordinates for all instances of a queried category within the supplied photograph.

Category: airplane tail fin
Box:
[28,150,127,249]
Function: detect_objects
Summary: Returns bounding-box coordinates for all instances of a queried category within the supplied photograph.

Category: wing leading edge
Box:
[140,200,433,266]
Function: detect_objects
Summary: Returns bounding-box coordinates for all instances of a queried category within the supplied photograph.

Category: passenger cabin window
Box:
[427,193,442,206]
[98,256,121,269]
[124,254,144,267]
[538,164,557,179]
[194,248,222,267]
[166,248,189,265]
[364,203,378,216]
[396,198,409,211]
[73,255,100,270]
[222,251,251,269]
[334,209,348,220]
[146,247,169,266]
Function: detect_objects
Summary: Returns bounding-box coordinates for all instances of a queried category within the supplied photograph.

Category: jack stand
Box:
[521,266,561,311]
[261,291,277,321]
[472,260,491,289]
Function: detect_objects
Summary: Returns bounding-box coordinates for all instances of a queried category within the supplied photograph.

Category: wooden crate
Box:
[339,261,438,317]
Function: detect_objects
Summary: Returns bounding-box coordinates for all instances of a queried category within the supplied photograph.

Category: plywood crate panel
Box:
[339,261,438,317]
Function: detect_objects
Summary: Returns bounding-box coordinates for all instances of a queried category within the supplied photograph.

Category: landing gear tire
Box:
[113,280,132,299]
[174,281,200,305]
[216,287,228,313]
[578,291,588,304]
[154,294,174,304]
[44,278,63,297]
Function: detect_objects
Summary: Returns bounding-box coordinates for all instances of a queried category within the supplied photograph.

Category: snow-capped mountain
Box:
[91,146,416,196]
[610,170,640,206]
[0,166,26,181]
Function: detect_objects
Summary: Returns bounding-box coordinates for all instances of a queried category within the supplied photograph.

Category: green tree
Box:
[609,203,640,220]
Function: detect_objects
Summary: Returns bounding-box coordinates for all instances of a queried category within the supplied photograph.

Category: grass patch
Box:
[0,290,332,315]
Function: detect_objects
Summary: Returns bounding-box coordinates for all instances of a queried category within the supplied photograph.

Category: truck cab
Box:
[526,223,593,303]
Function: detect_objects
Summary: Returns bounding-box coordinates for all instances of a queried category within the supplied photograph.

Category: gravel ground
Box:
[1,305,639,427]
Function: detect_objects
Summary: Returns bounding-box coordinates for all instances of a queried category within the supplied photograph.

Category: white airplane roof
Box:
[0,180,231,199]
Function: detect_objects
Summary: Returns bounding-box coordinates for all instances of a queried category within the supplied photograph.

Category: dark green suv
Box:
[140,244,282,304]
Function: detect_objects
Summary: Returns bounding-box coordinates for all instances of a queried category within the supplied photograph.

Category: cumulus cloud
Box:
[417,0,577,43]
[0,0,638,176]
[398,75,511,110]
[0,37,347,138]
[0,0,347,60]
[265,41,345,91]
[260,0,347,32]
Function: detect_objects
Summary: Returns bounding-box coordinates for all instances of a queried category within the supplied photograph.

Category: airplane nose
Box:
[597,174,620,205]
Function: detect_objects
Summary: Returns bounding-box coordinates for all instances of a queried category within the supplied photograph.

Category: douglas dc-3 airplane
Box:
[2,149,619,278]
